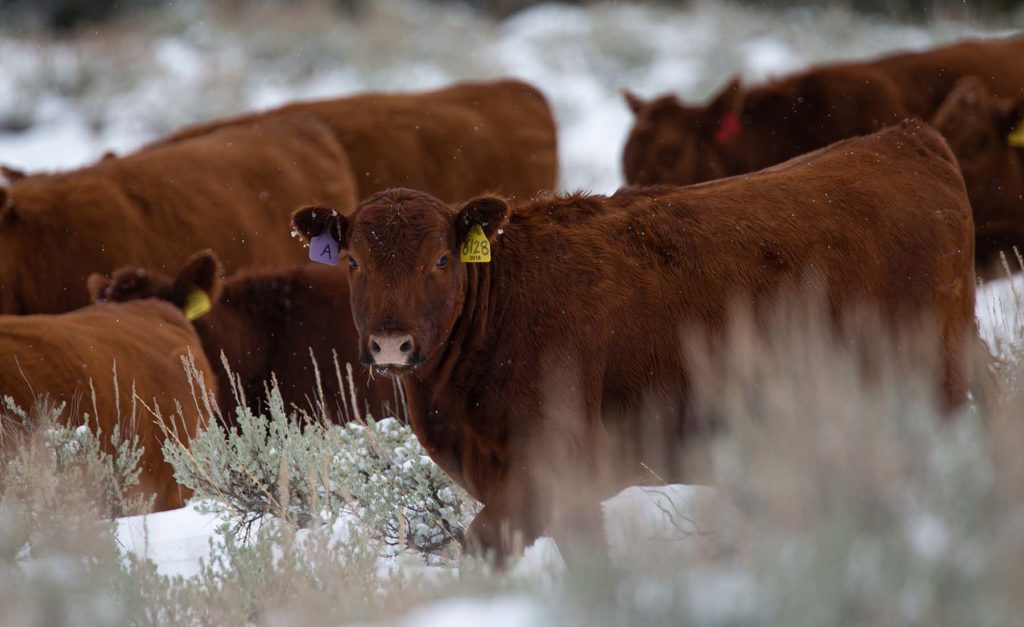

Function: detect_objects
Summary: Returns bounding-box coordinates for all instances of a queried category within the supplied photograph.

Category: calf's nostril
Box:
[371,340,381,353]
[400,340,412,353]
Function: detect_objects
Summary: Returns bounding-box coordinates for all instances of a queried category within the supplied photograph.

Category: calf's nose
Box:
[369,333,415,365]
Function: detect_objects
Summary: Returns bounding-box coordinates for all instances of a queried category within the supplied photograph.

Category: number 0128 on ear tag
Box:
[309,232,339,266]
[460,224,491,263]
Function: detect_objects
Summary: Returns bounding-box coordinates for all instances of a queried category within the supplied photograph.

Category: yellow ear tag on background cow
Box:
[1009,122,1024,149]
[184,288,212,321]
[460,224,491,263]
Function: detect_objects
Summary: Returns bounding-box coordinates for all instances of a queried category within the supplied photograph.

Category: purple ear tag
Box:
[309,232,339,266]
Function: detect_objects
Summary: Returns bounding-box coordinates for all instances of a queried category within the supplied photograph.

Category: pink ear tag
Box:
[714,111,742,144]
[309,232,339,266]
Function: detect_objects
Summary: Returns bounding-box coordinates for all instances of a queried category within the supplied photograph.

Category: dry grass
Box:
[0,270,1019,624]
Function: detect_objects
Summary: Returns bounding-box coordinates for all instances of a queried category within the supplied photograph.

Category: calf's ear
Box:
[709,75,742,115]
[0,165,26,184]
[623,90,645,114]
[86,273,111,303]
[456,195,510,241]
[291,205,348,248]
[172,249,224,305]
[994,95,1024,145]
[933,77,987,127]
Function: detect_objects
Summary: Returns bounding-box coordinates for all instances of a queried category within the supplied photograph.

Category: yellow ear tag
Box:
[1009,122,1024,149]
[460,224,491,263]
[184,288,212,321]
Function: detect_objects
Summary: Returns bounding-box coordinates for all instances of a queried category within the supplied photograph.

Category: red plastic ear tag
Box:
[714,111,742,144]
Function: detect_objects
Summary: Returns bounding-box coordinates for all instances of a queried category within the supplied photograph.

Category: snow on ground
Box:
[390,595,543,627]
[0,1,1016,191]
[978,274,1024,357]
[116,484,727,581]
[117,503,225,579]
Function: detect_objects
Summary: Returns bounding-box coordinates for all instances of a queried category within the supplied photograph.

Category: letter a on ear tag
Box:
[184,288,212,321]
[1009,122,1024,149]
[309,232,339,266]
[460,224,491,263]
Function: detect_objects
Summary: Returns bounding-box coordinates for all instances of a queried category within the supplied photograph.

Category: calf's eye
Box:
[657,145,679,166]
[348,257,359,270]
[436,255,448,268]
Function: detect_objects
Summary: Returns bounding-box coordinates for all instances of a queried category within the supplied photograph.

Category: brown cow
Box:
[0,300,216,511]
[292,120,975,567]
[623,36,1024,264]
[930,76,1024,272]
[151,79,559,202]
[87,252,401,424]
[0,114,356,314]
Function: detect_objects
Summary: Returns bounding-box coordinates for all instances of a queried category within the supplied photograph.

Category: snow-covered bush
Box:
[0,396,151,625]
[163,381,477,555]
[0,395,150,522]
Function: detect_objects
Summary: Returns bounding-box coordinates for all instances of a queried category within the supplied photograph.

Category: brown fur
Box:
[89,252,400,423]
[292,121,976,566]
[0,300,216,511]
[0,114,357,314]
[624,36,1024,268]
[151,79,558,202]
[930,76,1024,272]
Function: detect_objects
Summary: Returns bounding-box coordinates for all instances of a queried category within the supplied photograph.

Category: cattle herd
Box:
[0,35,1022,564]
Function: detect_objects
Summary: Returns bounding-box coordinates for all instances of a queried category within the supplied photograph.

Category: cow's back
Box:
[870,35,1024,114]
[492,121,973,447]
[157,79,559,202]
[0,115,356,314]
[0,300,216,510]
[109,115,357,272]
[771,34,1024,136]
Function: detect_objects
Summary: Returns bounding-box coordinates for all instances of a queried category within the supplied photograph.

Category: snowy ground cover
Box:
[2,1,1020,192]
[2,1,1024,624]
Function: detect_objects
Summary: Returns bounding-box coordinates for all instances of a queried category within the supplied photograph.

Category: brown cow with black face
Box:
[150,79,559,203]
[0,114,356,315]
[293,120,975,568]
[88,251,400,424]
[0,300,216,511]
[931,76,1024,273]
[623,35,1024,184]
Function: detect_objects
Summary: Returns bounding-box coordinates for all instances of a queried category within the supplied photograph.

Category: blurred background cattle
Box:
[89,250,403,422]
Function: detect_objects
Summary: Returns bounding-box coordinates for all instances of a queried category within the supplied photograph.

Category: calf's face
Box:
[87,250,221,311]
[623,78,745,186]
[88,267,172,304]
[292,190,507,375]
[931,77,1024,206]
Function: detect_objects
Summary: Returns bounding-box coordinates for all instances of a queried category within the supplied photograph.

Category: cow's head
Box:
[87,251,268,411]
[291,188,508,375]
[931,77,1024,212]
[623,77,757,186]
[87,249,222,311]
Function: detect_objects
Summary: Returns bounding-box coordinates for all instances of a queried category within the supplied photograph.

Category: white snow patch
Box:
[391,595,544,627]
[977,274,1024,357]
[116,502,227,579]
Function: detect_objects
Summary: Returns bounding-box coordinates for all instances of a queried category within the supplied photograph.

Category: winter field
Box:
[2,1,1024,625]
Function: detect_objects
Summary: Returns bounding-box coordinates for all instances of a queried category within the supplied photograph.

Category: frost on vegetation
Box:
[0,395,150,523]
[162,381,477,556]
[0,395,152,626]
